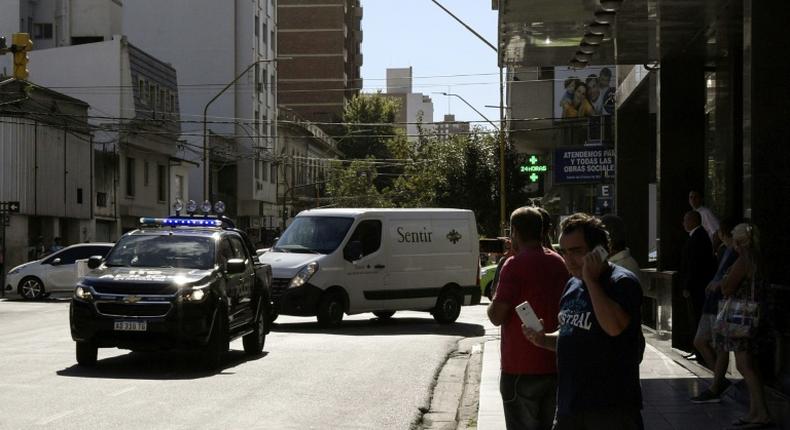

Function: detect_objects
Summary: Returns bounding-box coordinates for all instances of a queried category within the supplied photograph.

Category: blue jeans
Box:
[500,372,557,430]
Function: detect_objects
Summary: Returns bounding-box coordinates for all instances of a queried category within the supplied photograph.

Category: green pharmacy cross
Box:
[519,155,548,182]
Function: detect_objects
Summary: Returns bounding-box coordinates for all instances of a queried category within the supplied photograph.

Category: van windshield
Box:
[273,216,354,254]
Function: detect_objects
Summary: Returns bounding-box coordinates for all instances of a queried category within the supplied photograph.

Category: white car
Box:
[4,243,114,300]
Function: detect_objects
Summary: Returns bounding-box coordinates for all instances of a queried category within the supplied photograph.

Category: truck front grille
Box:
[96,302,172,317]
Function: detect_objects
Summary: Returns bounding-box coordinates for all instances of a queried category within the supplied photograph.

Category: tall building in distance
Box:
[123,0,279,241]
[435,114,470,138]
[384,67,434,140]
[277,0,363,131]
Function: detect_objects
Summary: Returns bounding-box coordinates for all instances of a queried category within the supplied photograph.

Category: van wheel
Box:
[243,304,267,355]
[317,292,344,328]
[373,311,395,320]
[76,341,97,367]
[204,308,229,370]
[433,290,462,324]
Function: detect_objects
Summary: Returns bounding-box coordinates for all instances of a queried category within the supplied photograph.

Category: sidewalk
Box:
[477,329,753,430]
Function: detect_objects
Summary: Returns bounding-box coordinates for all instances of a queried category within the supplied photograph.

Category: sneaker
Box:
[691,389,722,403]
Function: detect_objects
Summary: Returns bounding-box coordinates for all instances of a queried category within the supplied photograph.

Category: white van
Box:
[258,208,481,327]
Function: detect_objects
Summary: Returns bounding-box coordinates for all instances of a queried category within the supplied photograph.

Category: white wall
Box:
[28,38,125,122]
[70,0,121,40]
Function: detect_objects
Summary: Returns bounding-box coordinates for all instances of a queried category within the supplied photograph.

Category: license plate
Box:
[114,321,147,331]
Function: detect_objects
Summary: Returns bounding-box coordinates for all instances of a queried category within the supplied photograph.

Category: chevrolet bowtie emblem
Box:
[123,295,141,304]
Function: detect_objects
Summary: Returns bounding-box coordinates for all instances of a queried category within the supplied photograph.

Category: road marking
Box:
[36,410,74,425]
[109,386,136,397]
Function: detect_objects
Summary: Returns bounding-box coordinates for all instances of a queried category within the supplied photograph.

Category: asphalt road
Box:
[0,294,489,430]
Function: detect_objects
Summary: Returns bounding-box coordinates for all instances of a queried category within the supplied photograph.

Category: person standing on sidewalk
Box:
[681,210,717,358]
[690,218,739,403]
[523,213,645,430]
[487,207,570,430]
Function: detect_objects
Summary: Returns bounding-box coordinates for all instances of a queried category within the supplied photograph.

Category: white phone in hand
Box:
[515,301,543,332]
[592,245,608,261]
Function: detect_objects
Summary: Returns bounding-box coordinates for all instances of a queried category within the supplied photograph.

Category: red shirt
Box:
[493,246,569,374]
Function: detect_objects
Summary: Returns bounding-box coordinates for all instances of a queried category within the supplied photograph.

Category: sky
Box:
[360,0,500,130]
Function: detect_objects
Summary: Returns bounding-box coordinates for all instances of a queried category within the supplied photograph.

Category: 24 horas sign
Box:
[554,147,615,183]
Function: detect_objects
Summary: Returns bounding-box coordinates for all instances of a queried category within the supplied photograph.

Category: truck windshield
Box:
[273,216,354,254]
[105,235,214,270]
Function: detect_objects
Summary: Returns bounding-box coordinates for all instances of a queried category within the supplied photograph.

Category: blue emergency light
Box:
[139,217,223,227]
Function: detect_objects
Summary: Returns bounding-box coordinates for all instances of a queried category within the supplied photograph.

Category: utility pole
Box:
[428,0,508,234]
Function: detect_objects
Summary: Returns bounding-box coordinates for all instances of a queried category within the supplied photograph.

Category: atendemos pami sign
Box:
[554,147,615,183]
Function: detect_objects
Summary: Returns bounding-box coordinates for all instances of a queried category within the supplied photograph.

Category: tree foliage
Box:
[325,93,528,237]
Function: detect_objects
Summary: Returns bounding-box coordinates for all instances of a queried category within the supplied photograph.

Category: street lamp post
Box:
[435,92,498,130]
[202,58,283,201]
[429,0,508,234]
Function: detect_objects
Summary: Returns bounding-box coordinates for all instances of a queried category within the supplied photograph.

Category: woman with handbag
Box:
[716,223,773,429]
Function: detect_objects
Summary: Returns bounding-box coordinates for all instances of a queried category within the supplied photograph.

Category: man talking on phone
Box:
[522,213,645,430]
[487,207,569,430]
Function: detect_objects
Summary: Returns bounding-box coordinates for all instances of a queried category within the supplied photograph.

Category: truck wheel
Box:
[373,311,395,320]
[432,289,462,324]
[317,292,344,328]
[243,304,267,355]
[76,341,97,367]
[204,309,229,370]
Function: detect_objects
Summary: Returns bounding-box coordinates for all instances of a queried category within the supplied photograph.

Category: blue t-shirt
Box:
[556,264,644,416]
[702,246,739,314]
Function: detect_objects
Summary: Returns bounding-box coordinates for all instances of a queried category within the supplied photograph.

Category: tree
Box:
[324,160,392,208]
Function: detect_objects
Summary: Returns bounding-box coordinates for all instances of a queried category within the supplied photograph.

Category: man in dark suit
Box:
[680,210,716,357]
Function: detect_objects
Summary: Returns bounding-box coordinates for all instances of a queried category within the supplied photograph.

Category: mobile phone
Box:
[515,301,543,332]
[592,245,608,261]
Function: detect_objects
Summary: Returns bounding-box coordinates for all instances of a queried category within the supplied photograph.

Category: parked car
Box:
[479,263,498,300]
[5,243,114,300]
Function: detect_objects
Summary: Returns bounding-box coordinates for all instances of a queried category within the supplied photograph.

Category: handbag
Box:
[714,272,760,338]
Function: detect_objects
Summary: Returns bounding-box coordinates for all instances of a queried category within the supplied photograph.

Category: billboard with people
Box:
[554,66,616,120]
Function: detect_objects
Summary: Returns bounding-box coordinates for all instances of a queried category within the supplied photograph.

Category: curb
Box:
[477,339,504,430]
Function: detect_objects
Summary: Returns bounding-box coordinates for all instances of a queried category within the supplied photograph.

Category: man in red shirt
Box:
[488,206,570,430]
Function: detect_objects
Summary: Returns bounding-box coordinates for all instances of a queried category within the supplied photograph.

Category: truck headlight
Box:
[289,262,318,288]
[184,285,209,302]
[75,285,93,301]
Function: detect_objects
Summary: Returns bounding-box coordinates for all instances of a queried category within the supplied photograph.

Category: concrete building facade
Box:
[383,67,434,140]
[122,0,279,241]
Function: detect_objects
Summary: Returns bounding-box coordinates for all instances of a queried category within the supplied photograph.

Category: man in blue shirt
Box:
[523,213,645,429]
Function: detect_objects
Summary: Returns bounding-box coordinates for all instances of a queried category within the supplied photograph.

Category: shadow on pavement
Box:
[272,316,485,337]
[56,349,268,380]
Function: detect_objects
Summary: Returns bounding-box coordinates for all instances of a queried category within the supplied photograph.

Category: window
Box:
[255,15,260,37]
[77,188,83,204]
[169,93,176,114]
[270,162,277,183]
[97,192,108,207]
[138,78,146,104]
[345,220,382,258]
[152,84,159,107]
[44,248,80,265]
[175,175,184,200]
[159,88,166,112]
[228,235,249,261]
[157,165,167,202]
[263,22,268,44]
[33,23,53,39]
[262,161,268,181]
[144,81,151,105]
[74,245,112,261]
[126,157,136,197]
[144,161,150,186]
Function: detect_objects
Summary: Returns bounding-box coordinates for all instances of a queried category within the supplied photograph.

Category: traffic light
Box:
[11,33,33,80]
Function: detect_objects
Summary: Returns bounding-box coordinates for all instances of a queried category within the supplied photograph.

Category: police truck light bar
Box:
[139,217,223,227]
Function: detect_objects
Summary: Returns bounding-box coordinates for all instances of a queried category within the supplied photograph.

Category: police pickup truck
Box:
[70,205,272,369]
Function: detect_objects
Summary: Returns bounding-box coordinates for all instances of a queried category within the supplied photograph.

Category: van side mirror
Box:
[226,258,246,274]
[87,256,103,269]
[344,240,363,262]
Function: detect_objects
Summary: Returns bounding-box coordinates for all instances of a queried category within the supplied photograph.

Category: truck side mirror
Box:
[344,240,363,262]
[226,258,246,274]
[87,256,103,269]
